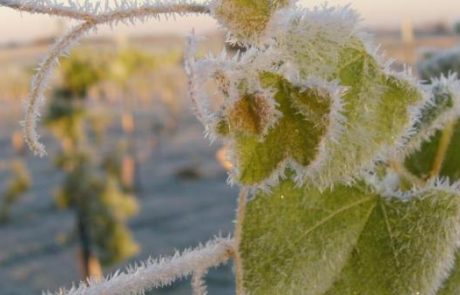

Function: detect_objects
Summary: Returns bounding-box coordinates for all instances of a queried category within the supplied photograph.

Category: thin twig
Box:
[0,0,97,20]
[430,120,455,178]
[47,237,234,295]
[191,267,209,295]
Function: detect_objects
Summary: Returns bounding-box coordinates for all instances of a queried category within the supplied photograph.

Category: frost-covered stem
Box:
[23,21,94,156]
[389,159,424,187]
[185,30,206,124]
[191,268,208,295]
[21,1,209,156]
[234,188,249,295]
[49,237,234,295]
[0,0,97,20]
[430,120,455,178]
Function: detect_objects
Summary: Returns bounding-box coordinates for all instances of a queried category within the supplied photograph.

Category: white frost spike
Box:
[192,268,209,295]
[185,30,213,126]
[367,170,460,202]
[46,237,234,295]
[18,0,209,156]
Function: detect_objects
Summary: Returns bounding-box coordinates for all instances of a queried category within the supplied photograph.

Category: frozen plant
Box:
[3,0,460,294]
[418,45,460,81]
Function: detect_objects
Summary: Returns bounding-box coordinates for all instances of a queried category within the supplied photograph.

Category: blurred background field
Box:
[0,2,460,294]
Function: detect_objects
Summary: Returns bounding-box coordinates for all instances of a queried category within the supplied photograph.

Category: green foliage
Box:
[320,45,421,186]
[402,64,460,294]
[241,180,460,295]
[199,3,460,295]
[60,50,106,97]
[109,48,157,83]
[0,160,31,223]
[240,180,376,294]
[45,48,148,267]
[56,163,139,265]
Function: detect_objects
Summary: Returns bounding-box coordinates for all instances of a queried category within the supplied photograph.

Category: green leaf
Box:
[240,180,377,294]
[325,187,460,295]
[217,41,422,188]
[240,180,460,295]
[314,45,422,186]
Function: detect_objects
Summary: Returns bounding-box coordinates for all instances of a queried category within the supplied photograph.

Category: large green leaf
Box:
[240,181,460,295]
[325,188,460,295]
[240,180,377,294]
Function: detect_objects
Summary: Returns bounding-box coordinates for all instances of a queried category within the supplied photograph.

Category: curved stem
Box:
[23,21,94,156]
[22,2,209,156]
[234,188,249,295]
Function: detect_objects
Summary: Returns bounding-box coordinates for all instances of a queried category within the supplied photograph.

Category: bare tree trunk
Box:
[76,209,102,280]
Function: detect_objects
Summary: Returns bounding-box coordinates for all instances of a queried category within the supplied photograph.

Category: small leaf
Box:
[232,73,332,185]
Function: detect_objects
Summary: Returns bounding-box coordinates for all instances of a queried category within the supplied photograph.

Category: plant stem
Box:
[389,159,425,187]
[430,120,455,179]
[234,188,249,295]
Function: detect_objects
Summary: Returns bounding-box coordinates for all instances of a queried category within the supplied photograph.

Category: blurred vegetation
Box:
[0,160,31,223]
[44,47,163,277]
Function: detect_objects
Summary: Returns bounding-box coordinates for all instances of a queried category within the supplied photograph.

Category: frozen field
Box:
[0,105,238,294]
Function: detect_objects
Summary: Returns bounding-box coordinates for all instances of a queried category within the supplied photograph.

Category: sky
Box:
[0,0,459,44]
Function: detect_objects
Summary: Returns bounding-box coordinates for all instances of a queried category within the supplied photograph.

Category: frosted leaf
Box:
[241,179,460,295]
